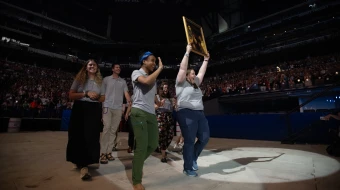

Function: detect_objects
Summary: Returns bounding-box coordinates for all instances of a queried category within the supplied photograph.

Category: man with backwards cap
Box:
[130,51,163,190]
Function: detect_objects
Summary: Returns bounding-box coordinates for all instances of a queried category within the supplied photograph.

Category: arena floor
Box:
[0,132,339,190]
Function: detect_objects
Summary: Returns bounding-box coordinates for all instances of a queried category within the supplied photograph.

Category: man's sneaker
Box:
[192,161,198,171]
[183,170,198,177]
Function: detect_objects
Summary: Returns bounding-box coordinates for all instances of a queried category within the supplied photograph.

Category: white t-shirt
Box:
[176,77,204,111]
[131,68,157,115]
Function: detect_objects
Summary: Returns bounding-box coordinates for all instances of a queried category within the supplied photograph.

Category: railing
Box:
[281,79,340,144]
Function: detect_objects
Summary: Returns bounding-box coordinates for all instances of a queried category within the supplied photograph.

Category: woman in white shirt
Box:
[175,44,210,177]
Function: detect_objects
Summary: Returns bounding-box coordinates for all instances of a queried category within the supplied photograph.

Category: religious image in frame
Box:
[182,16,208,57]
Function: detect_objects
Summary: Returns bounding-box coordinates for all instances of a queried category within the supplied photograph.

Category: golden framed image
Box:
[182,16,208,57]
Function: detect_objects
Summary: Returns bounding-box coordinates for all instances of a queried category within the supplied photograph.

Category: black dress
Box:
[66,79,103,167]
[66,100,102,167]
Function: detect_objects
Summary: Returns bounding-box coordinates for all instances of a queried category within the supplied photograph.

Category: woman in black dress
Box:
[66,59,105,180]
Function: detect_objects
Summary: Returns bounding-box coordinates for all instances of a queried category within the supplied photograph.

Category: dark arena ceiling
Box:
[2,0,307,44]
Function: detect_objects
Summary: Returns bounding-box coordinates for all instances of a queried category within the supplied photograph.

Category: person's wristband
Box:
[204,60,209,62]
[185,53,189,57]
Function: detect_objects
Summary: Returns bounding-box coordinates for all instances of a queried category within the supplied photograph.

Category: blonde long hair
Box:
[74,59,103,86]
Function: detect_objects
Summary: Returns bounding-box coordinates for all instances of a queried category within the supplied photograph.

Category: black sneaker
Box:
[161,157,167,163]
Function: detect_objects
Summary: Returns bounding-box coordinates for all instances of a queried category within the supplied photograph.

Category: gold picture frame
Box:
[182,16,208,57]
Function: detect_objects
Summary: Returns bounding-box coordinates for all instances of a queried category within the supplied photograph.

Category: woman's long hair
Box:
[74,59,103,86]
[160,81,171,99]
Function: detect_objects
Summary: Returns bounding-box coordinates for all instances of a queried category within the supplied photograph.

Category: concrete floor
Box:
[0,131,339,190]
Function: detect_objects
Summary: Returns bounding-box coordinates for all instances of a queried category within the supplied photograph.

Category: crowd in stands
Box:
[1,53,339,118]
[200,53,340,100]
[0,61,74,118]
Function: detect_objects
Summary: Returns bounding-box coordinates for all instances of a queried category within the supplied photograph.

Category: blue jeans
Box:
[177,109,210,171]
